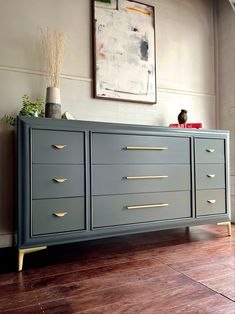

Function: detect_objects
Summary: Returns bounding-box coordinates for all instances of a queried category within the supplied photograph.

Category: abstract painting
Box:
[93,0,156,104]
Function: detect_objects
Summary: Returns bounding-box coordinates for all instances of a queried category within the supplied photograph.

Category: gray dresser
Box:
[17,117,231,270]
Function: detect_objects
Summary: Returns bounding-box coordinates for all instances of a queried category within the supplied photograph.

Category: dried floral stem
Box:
[41,28,65,87]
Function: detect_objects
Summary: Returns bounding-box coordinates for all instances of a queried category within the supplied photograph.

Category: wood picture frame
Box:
[92,0,156,104]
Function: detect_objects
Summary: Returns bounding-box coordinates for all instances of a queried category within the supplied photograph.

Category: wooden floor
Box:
[0,224,234,313]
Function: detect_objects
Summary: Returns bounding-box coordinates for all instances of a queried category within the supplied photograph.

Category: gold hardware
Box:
[52,144,67,149]
[206,149,215,153]
[18,246,47,271]
[217,221,232,236]
[125,146,168,151]
[53,212,68,217]
[127,203,169,210]
[207,174,215,178]
[125,175,168,180]
[53,178,68,183]
[207,200,216,204]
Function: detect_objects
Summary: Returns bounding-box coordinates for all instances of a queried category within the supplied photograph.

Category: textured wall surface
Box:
[216,0,235,222]
[0,0,223,247]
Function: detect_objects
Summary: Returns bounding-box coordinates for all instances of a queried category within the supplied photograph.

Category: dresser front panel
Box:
[32,129,84,164]
[196,189,226,216]
[32,197,85,235]
[92,164,191,195]
[195,164,225,190]
[92,191,192,228]
[92,133,190,164]
[195,138,225,164]
[32,164,84,199]
[17,117,230,249]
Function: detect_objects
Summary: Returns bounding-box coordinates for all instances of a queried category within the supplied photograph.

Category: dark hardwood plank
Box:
[0,259,176,309]
[0,224,234,313]
[1,249,161,284]
[34,261,179,303]
[0,289,39,312]
[199,274,235,301]
[2,304,42,314]
[39,275,216,313]
[81,294,235,314]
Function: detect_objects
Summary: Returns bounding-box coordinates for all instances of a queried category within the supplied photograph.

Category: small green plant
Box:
[1,95,44,126]
[1,115,16,126]
[19,95,44,117]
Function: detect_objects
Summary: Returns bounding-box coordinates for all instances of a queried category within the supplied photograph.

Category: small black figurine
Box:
[178,109,188,124]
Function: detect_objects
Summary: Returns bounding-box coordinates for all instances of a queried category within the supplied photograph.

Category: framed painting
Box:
[93,0,156,104]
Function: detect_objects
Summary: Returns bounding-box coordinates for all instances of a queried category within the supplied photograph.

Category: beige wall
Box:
[0,0,217,247]
[216,0,235,221]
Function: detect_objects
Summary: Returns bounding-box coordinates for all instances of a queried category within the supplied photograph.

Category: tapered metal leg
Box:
[217,222,232,237]
[18,246,47,271]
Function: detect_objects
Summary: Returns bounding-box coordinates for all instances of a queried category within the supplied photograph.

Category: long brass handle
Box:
[207,174,215,178]
[207,200,216,204]
[127,203,169,210]
[53,212,68,217]
[125,146,168,151]
[52,144,67,149]
[206,149,215,153]
[125,175,168,180]
[53,178,68,183]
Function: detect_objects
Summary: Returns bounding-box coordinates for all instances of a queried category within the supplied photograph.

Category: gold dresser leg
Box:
[217,222,232,237]
[18,246,47,271]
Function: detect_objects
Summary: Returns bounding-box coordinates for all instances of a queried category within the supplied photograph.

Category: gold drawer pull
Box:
[125,175,168,180]
[127,203,169,210]
[125,146,168,151]
[53,212,68,217]
[207,200,216,204]
[52,144,67,149]
[53,178,68,183]
[206,149,215,153]
[207,174,215,178]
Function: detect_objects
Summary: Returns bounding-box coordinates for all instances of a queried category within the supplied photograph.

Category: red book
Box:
[169,123,202,129]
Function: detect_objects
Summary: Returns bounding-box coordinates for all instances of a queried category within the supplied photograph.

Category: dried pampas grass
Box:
[41,28,65,87]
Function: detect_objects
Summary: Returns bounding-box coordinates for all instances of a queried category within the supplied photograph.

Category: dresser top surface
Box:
[17,116,229,137]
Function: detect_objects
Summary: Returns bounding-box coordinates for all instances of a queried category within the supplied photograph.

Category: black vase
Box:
[178,109,188,124]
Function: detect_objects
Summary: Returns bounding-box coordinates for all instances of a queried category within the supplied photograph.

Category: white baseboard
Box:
[231,196,235,223]
[0,233,13,248]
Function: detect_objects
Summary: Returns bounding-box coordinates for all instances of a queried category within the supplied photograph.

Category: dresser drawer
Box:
[32,165,84,199]
[92,133,190,164]
[32,129,84,164]
[93,191,191,228]
[32,197,85,235]
[196,189,226,216]
[92,164,191,195]
[195,138,225,164]
[195,164,225,190]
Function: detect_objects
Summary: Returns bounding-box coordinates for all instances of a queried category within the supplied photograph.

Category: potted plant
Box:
[1,94,44,126]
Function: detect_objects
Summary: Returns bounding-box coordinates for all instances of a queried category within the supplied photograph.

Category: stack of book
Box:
[169,123,202,129]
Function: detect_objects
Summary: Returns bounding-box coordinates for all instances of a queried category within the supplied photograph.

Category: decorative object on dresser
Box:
[169,123,202,129]
[178,109,188,124]
[62,111,77,120]
[17,117,231,271]
[1,94,44,126]
[45,87,61,119]
[93,0,156,104]
[41,28,65,118]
